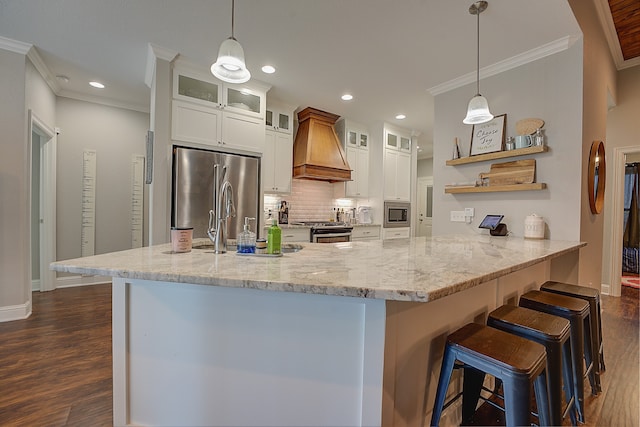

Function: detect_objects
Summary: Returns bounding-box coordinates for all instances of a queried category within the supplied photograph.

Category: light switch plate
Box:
[450,211,466,222]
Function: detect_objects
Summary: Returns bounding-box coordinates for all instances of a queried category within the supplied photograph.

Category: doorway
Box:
[607,145,640,297]
[29,110,57,293]
[417,177,433,237]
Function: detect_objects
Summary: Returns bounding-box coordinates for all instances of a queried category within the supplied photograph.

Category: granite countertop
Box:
[50,235,584,303]
[263,223,380,229]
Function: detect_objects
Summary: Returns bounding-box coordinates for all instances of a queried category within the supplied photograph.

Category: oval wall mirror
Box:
[588,140,606,214]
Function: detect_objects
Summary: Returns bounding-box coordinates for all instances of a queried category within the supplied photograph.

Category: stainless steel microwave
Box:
[384,201,411,228]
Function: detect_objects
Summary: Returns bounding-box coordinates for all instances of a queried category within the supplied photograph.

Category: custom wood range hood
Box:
[292,107,352,182]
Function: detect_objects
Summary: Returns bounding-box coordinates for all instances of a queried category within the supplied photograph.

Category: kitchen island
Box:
[51,235,584,427]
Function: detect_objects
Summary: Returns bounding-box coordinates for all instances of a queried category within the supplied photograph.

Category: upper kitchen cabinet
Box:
[385,129,411,152]
[172,100,264,154]
[334,119,370,198]
[173,65,267,118]
[171,61,271,154]
[383,126,411,201]
[265,105,293,134]
[263,101,295,194]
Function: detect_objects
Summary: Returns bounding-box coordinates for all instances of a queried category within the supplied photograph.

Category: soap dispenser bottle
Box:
[237,217,256,254]
[267,218,281,255]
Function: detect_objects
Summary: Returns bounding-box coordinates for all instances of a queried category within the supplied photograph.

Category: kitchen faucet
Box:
[207,164,236,253]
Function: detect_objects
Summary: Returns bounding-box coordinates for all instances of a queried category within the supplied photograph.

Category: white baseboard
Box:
[56,275,111,288]
[0,299,32,322]
[32,279,41,292]
[601,283,611,295]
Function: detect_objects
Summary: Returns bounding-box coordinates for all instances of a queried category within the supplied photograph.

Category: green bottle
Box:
[267,218,281,255]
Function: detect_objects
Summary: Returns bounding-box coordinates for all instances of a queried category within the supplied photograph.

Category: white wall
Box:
[569,0,618,288]
[55,97,149,261]
[417,157,433,178]
[0,49,28,314]
[433,42,583,240]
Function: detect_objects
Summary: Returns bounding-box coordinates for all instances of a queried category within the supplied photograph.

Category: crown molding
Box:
[145,43,179,88]
[428,35,581,96]
[26,46,61,94]
[58,90,150,114]
[0,35,31,54]
[0,36,61,94]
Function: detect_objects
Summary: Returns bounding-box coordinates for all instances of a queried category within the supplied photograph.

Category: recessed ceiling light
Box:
[261,65,276,74]
[395,114,406,120]
[341,94,353,101]
[89,81,105,89]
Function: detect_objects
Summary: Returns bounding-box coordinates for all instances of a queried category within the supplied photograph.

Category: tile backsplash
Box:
[264,180,355,222]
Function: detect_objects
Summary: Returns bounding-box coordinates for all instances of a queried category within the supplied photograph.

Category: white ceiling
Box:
[0,0,581,158]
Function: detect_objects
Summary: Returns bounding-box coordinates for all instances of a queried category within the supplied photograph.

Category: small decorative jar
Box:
[255,239,268,254]
[524,214,545,239]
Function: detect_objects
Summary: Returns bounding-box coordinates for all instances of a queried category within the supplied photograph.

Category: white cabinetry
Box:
[263,130,293,193]
[334,119,370,198]
[352,225,380,241]
[281,227,310,243]
[263,227,309,242]
[382,227,410,240]
[383,127,411,201]
[173,68,266,118]
[171,64,269,154]
[263,102,295,193]
[265,106,293,134]
[172,100,264,153]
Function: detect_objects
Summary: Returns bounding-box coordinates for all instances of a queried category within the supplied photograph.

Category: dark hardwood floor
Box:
[0,284,112,426]
[0,283,637,426]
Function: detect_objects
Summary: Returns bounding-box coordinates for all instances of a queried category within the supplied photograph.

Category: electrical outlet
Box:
[465,208,475,218]
[450,211,466,222]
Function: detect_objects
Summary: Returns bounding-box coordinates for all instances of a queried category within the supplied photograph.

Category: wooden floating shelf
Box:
[444,183,547,194]
[446,145,548,166]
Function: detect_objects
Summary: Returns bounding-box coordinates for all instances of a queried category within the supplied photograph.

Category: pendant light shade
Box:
[211,0,251,84]
[211,37,250,83]
[463,1,493,125]
[463,94,493,124]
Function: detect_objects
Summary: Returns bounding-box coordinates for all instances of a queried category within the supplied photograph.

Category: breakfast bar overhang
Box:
[51,235,584,426]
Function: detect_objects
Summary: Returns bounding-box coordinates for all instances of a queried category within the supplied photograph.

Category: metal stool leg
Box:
[562,338,578,426]
[462,366,485,424]
[430,346,456,426]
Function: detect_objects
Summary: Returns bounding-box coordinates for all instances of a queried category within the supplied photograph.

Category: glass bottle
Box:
[267,218,281,255]
[237,217,256,254]
[533,128,545,147]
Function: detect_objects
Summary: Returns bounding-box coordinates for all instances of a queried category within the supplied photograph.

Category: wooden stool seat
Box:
[519,290,597,424]
[489,305,577,426]
[541,281,605,375]
[430,323,550,427]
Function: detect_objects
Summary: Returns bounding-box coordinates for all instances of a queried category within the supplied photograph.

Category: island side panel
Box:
[112,278,386,427]
[382,261,551,427]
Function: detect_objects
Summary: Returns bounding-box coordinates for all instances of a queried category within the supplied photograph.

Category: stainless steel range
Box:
[291,222,353,243]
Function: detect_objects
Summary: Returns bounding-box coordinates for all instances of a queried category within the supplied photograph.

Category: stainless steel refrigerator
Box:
[172,146,261,239]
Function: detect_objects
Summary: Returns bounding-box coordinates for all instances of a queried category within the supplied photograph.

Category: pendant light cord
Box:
[475,7,480,96]
[231,0,236,40]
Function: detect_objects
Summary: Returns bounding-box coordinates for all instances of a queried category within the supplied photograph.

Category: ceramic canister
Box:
[171,227,193,252]
[524,214,545,239]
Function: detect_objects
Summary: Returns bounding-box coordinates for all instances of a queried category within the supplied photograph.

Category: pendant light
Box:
[463,1,493,125]
[211,0,251,84]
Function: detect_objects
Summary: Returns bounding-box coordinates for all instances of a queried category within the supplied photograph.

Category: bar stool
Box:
[519,290,596,424]
[430,323,550,427]
[488,305,577,426]
[540,281,605,375]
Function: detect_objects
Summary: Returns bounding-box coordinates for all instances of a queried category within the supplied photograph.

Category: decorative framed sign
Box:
[469,114,506,156]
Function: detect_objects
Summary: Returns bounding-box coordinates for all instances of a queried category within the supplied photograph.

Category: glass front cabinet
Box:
[173,65,267,119]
